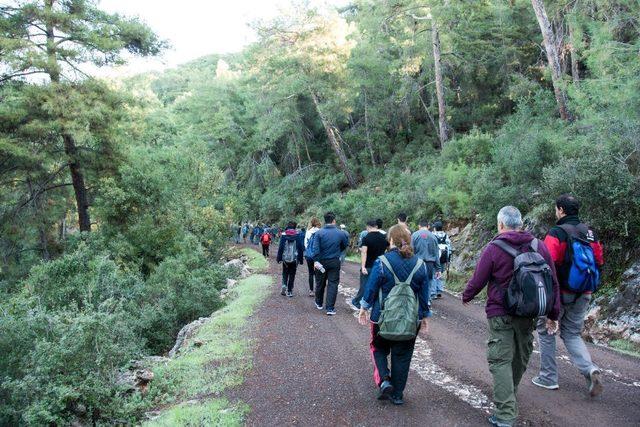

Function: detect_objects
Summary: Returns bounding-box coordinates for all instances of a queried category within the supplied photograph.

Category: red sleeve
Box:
[591,241,604,266]
[538,240,561,321]
[543,234,565,266]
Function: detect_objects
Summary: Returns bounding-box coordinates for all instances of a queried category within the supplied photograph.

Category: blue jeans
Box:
[351,268,370,308]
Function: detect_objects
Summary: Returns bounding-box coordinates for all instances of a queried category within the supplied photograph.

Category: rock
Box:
[168,316,210,358]
[193,339,204,347]
[226,278,238,288]
[223,258,250,278]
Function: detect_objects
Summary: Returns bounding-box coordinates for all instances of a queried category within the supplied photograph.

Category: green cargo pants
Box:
[487,315,535,423]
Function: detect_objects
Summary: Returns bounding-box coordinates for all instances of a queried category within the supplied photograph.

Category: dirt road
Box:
[232,247,640,426]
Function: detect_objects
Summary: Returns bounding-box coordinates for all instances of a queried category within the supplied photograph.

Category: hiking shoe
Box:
[390,396,404,406]
[532,376,559,390]
[588,369,603,397]
[326,309,336,316]
[286,291,293,298]
[315,303,323,310]
[377,380,394,400]
[487,415,513,427]
[280,286,286,296]
[308,290,315,297]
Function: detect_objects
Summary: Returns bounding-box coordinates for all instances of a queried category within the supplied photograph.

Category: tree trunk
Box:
[45,0,91,232]
[363,90,376,166]
[309,91,357,188]
[531,0,573,121]
[569,24,580,83]
[431,23,449,147]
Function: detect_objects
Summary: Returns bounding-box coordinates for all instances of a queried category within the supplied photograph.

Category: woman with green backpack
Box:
[358,225,432,405]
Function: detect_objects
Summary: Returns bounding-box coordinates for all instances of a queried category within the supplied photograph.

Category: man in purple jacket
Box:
[463,206,560,427]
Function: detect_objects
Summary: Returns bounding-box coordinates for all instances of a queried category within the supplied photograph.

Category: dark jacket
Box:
[543,215,604,293]
[462,231,561,321]
[277,229,304,264]
[310,224,349,261]
[360,248,432,323]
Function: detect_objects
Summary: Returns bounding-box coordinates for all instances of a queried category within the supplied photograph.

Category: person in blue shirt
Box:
[358,225,431,405]
[309,212,349,315]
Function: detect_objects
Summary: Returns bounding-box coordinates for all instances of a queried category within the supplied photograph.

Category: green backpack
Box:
[377,256,423,341]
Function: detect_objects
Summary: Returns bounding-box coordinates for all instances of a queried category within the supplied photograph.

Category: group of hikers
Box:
[235,194,604,427]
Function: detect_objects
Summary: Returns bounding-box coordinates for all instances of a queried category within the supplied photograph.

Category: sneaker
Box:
[351,299,361,309]
[286,291,293,298]
[390,396,404,406]
[308,290,314,297]
[532,376,559,390]
[377,380,394,400]
[588,369,603,397]
[436,293,443,299]
[326,309,336,316]
[487,415,514,427]
[315,303,323,310]
[280,286,286,296]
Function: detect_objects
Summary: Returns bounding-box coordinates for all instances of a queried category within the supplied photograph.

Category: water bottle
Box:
[314,261,325,273]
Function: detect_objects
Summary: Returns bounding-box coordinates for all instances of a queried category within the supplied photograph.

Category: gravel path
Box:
[231,246,640,426]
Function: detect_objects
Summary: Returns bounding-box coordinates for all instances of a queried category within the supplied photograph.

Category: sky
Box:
[98,0,349,76]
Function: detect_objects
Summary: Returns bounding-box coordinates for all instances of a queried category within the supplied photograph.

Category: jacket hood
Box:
[283,229,298,239]
[493,230,535,246]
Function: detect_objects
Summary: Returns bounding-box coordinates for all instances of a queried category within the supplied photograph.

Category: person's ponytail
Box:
[388,225,414,258]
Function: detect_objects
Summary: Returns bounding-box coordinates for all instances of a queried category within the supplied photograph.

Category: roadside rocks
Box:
[585,260,640,345]
[116,357,169,395]
[224,258,251,278]
[168,316,211,358]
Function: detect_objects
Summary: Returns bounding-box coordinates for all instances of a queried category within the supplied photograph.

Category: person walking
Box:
[310,212,348,315]
[242,223,249,243]
[357,225,431,405]
[352,219,389,309]
[339,224,350,264]
[411,220,441,300]
[432,220,452,299]
[304,217,322,297]
[532,194,605,397]
[277,222,305,297]
[260,230,272,258]
[397,212,411,234]
[462,206,560,427]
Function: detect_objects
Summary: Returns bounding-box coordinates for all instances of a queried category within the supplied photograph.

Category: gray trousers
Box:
[536,293,598,384]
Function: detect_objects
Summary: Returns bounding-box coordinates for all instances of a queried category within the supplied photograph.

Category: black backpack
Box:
[492,239,554,318]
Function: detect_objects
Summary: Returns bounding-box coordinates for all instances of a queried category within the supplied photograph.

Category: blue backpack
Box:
[559,224,601,292]
[305,231,318,261]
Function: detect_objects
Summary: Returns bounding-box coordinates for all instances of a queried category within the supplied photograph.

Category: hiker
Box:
[432,220,452,299]
[304,217,322,297]
[357,224,431,405]
[397,212,411,234]
[532,194,605,397]
[242,223,249,243]
[249,225,256,245]
[309,212,349,315]
[260,230,272,258]
[277,222,305,297]
[462,206,560,427]
[339,224,350,264]
[352,219,389,309]
[254,224,263,245]
[411,220,441,300]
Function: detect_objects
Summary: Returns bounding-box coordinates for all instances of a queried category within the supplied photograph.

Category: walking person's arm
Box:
[360,245,368,275]
[462,246,493,305]
[358,259,383,325]
[276,239,285,263]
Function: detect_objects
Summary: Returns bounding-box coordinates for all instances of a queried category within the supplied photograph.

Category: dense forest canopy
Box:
[1,0,639,424]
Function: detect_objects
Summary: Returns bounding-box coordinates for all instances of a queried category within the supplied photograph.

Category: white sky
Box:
[98,0,349,75]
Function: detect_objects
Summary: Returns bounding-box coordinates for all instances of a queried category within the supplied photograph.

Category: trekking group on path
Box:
[235,193,605,427]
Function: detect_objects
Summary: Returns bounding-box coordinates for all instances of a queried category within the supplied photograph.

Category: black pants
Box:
[262,244,269,257]
[306,258,316,291]
[370,323,418,399]
[282,262,297,292]
[314,258,341,311]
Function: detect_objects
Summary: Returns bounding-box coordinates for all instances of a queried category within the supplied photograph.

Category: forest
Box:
[1,0,639,424]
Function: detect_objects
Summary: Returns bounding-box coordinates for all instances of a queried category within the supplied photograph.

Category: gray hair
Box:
[497,206,523,230]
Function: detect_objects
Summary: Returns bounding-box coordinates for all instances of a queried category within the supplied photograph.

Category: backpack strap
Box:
[530,238,539,252]
[405,259,425,285]
[491,239,520,258]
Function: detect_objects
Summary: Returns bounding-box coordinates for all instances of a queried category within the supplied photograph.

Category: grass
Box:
[345,252,360,264]
[143,270,271,426]
[239,247,268,271]
[609,339,640,358]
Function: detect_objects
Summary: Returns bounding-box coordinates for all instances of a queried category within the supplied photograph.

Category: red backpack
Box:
[261,233,271,244]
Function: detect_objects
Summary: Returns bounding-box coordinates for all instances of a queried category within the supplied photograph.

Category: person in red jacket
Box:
[260,231,272,259]
[532,194,605,397]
